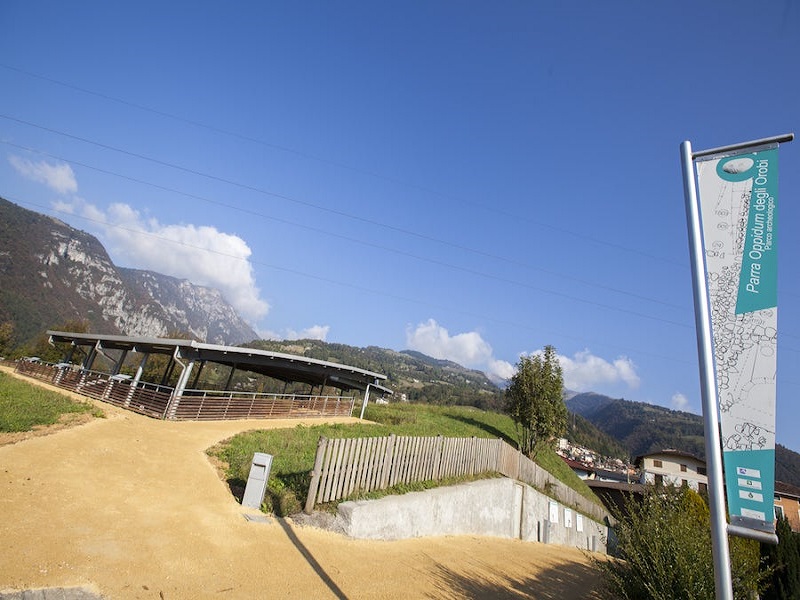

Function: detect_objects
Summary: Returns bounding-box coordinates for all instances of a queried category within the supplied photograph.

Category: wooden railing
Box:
[304,434,611,523]
[15,360,172,418]
[170,389,355,420]
[14,360,356,421]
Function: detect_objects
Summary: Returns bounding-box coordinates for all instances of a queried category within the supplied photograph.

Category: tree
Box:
[761,515,800,599]
[596,486,762,600]
[22,319,90,363]
[0,321,15,357]
[504,345,567,458]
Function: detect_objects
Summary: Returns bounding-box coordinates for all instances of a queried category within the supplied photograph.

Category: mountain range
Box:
[565,392,800,488]
[3,197,799,488]
[0,198,257,346]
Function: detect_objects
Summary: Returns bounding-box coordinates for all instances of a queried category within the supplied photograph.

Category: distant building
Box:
[635,449,708,493]
[594,467,632,484]
[561,456,596,480]
[580,446,797,534]
[586,480,647,516]
[774,480,800,533]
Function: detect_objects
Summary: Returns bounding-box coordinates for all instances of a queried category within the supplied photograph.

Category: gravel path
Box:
[0,368,602,599]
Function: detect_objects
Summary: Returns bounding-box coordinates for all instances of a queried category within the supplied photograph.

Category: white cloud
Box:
[10,158,269,326]
[287,325,330,341]
[486,357,516,382]
[69,198,269,324]
[9,156,78,194]
[258,324,330,341]
[671,392,690,411]
[554,349,641,392]
[51,199,76,214]
[405,319,514,383]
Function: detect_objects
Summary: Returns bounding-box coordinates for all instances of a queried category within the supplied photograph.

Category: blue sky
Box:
[1,2,799,451]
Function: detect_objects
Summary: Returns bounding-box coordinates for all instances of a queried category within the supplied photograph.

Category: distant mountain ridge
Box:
[246,339,507,412]
[0,198,257,346]
[568,392,706,458]
[567,391,800,488]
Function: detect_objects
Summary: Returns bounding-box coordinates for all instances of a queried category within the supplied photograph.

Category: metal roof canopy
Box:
[47,331,392,394]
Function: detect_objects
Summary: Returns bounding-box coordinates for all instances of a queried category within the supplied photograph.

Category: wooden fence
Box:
[304,434,611,523]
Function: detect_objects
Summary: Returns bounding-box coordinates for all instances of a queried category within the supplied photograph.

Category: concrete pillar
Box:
[132,353,148,385]
[174,359,195,398]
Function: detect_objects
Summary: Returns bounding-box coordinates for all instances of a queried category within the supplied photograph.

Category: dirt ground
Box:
[0,367,603,599]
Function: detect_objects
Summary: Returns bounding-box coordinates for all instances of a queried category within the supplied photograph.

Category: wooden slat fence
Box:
[305,434,611,523]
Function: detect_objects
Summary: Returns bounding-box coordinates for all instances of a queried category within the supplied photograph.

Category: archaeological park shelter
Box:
[16,331,391,421]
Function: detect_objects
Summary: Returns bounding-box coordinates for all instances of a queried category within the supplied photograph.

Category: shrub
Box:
[761,515,800,599]
[596,486,762,600]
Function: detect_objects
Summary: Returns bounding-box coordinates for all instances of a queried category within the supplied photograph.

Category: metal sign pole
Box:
[680,140,734,600]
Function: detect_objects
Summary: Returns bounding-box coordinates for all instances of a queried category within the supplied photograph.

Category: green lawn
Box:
[209,401,599,515]
[0,371,104,432]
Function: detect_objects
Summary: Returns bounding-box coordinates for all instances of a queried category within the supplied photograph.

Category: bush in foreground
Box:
[761,514,800,599]
[596,486,762,600]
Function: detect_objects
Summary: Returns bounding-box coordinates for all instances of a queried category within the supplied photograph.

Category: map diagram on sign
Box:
[696,160,777,454]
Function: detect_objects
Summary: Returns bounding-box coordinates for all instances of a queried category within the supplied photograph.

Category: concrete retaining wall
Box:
[335,477,608,553]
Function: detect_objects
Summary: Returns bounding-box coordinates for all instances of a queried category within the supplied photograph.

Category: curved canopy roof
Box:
[47,331,392,394]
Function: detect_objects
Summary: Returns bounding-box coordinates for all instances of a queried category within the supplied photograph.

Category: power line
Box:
[0,62,687,268]
[1,138,690,316]
[4,119,797,357]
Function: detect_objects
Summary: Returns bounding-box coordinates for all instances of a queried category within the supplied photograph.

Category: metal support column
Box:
[191,360,206,389]
[64,344,76,365]
[681,140,733,600]
[112,350,128,375]
[126,353,149,408]
[359,384,372,420]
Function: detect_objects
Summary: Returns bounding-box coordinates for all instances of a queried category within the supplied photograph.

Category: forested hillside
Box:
[566,412,631,462]
[568,392,800,488]
[245,339,506,411]
[567,393,706,458]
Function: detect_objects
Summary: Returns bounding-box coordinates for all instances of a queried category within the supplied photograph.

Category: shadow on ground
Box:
[226,477,246,503]
[425,559,603,600]
[445,414,516,446]
[278,518,348,599]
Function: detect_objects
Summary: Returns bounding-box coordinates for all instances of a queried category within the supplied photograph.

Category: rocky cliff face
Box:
[118,268,258,344]
[0,198,258,345]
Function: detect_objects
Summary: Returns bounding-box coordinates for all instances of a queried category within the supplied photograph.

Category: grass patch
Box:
[0,371,104,432]
[209,402,600,516]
